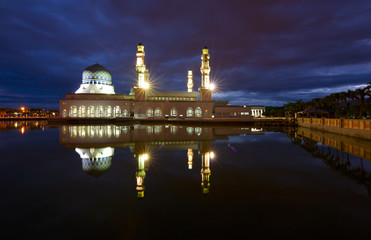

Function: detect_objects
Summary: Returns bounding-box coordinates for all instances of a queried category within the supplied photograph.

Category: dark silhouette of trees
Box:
[265,82,370,119]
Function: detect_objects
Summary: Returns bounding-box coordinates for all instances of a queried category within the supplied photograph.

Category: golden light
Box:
[21,127,25,134]
[142,153,149,161]
[21,107,25,111]
[143,82,150,90]
[209,83,216,91]
[210,151,215,159]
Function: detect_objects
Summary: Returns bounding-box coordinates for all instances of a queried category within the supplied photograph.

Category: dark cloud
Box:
[1,0,371,108]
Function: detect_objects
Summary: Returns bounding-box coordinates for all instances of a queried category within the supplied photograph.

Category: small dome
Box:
[82,63,112,83]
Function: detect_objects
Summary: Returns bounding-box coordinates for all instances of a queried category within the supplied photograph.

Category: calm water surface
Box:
[1,121,371,239]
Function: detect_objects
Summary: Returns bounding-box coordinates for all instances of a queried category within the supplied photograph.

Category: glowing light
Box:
[210,151,215,159]
[209,83,216,91]
[20,107,25,111]
[142,82,150,90]
[21,127,25,134]
[142,153,149,161]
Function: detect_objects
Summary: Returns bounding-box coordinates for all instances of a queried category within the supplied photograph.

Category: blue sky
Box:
[1,0,371,109]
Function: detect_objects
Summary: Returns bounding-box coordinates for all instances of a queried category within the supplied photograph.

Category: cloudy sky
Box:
[1,0,371,109]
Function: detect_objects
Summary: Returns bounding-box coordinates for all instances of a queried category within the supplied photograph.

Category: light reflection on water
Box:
[1,122,371,238]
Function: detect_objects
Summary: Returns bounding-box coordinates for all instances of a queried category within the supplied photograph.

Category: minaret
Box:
[200,141,213,194]
[199,46,212,101]
[200,47,210,89]
[136,152,148,198]
[136,43,149,89]
[201,152,211,194]
[134,43,149,101]
[187,70,193,92]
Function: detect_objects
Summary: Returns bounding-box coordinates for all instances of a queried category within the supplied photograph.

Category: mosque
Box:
[59,43,265,119]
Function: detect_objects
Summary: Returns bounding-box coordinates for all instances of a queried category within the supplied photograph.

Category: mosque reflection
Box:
[60,124,264,197]
[60,124,371,197]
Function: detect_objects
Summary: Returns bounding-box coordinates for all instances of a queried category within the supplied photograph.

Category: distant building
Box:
[59,43,264,119]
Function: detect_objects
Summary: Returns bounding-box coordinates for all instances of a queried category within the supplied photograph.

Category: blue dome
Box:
[82,63,112,85]
[82,156,112,178]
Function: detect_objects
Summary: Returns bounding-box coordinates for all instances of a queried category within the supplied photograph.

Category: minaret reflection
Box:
[199,141,214,194]
[60,125,264,197]
[187,148,193,169]
[134,143,150,198]
[75,147,114,177]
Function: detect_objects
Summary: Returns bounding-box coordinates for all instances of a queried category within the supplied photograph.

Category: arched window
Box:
[97,106,103,117]
[98,126,104,138]
[170,126,177,134]
[62,109,67,118]
[171,107,177,117]
[146,107,153,118]
[147,125,153,134]
[195,127,202,136]
[78,105,86,117]
[70,106,77,117]
[105,106,112,117]
[186,107,193,117]
[154,107,162,117]
[123,109,129,117]
[187,127,194,135]
[78,126,86,138]
[106,125,112,137]
[87,105,94,117]
[70,126,77,137]
[154,125,162,134]
[114,106,121,117]
[114,126,121,137]
[88,126,95,137]
[195,107,202,117]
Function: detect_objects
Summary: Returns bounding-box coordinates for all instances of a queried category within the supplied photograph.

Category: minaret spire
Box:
[187,70,193,92]
[136,43,149,89]
[200,46,210,89]
[199,46,212,101]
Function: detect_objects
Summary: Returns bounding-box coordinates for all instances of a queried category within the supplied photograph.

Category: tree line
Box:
[264,82,371,119]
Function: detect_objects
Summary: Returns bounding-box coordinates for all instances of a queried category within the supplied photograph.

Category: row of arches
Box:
[65,105,130,118]
[64,105,204,118]
[68,125,122,138]
[146,107,202,118]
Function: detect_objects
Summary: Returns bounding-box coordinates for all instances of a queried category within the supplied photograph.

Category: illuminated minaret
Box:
[187,148,193,169]
[199,47,212,101]
[136,152,149,198]
[135,43,148,89]
[187,70,193,92]
[199,141,213,194]
[200,47,210,89]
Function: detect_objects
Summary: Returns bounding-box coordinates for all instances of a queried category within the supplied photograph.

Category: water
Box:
[1,122,371,239]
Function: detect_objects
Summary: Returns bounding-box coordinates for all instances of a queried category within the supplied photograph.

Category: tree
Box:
[355,86,370,118]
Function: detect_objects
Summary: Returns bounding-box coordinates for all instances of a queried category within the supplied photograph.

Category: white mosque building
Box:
[59,43,265,119]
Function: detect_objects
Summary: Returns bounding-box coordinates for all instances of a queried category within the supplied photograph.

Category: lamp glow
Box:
[143,82,150,90]
[209,83,215,91]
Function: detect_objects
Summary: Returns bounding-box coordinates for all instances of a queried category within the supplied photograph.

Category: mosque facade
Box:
[59,44,265,119]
